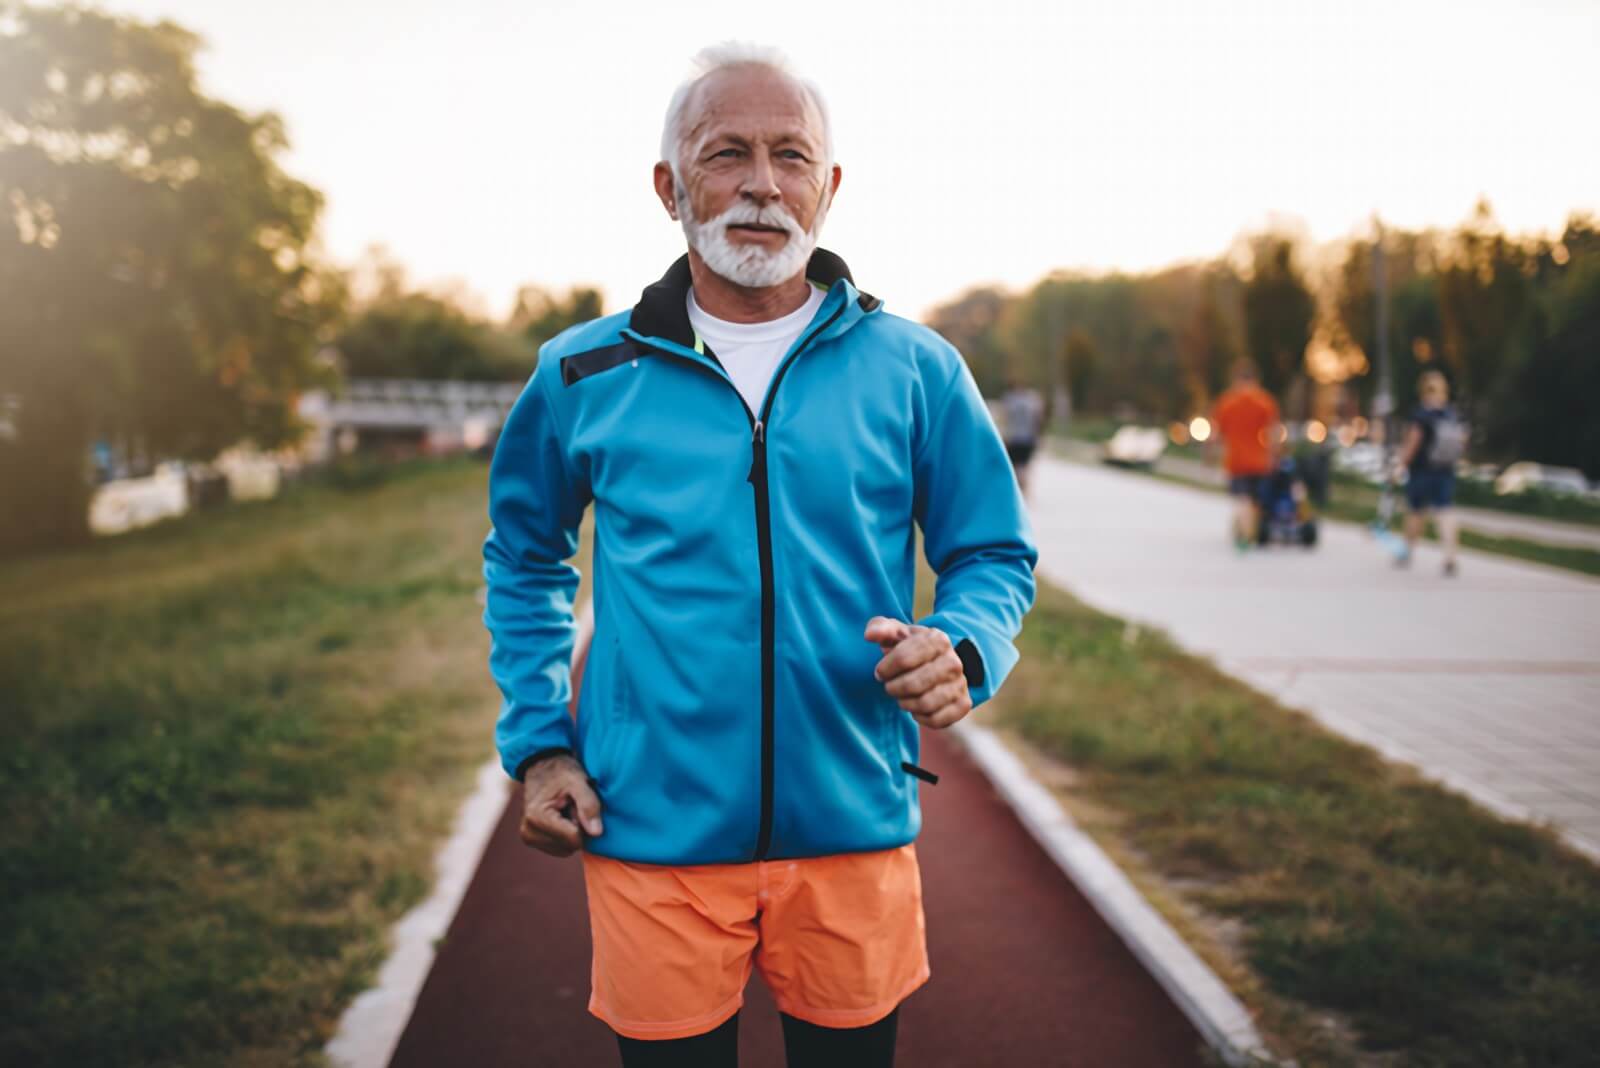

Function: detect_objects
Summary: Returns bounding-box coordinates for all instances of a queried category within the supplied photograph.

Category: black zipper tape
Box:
[902,761,940,785]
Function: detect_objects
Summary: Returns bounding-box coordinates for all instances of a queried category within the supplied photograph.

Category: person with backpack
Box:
[1396,369,1467,575]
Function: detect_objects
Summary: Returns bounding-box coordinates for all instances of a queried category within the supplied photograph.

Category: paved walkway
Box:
[1030,456,1600,859]
[386,729,1205,1067]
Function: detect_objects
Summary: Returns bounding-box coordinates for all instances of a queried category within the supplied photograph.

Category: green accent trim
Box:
[693,332,705,354]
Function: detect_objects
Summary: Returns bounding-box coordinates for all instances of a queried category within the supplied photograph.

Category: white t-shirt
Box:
[686,286,825,416]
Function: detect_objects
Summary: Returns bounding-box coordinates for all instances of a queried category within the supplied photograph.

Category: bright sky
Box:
[101,0,1600,321]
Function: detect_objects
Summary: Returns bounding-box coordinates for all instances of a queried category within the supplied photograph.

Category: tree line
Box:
[0,4,598,554]
[928,209,1599,482]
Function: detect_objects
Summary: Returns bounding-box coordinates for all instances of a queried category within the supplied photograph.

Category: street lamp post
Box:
[1372,220,1393,444]
[1371,219,1401,537]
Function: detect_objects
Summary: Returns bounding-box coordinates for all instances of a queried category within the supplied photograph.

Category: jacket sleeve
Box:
[482,361,592,781]
[912,353,1039,708]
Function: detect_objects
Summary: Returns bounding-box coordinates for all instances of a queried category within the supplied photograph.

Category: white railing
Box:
[297,379,523,432]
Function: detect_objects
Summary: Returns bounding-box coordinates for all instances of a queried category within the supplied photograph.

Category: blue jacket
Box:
[483,250,1037,866]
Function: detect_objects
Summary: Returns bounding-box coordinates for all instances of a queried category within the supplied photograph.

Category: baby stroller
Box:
[1255,456,1318,548]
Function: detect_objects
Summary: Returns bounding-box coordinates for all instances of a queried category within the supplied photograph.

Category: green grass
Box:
[0,457,533,1067]
[984,576,1600,1066]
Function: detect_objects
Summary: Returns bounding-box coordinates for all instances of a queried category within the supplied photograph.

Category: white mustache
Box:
[712,201,805,239]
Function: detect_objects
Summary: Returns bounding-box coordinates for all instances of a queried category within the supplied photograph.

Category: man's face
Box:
[655,65,841,288]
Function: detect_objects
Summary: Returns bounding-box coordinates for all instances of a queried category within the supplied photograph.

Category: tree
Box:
[511,285,605,353]
[1242,236,1316,396]
[1137,262,1245,418]
[336,292,535,382]
[1436,201,1531,425]
[1178,266,1245,407]
[1485,215,1600,476]
[999,273,1142,415]
[1331,228,1443,414]
[1061,328,1099,416]
[925,286,1011,397]
[0,4,342,554]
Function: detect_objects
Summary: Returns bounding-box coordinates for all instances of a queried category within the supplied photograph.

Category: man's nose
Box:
[740,149,781,204]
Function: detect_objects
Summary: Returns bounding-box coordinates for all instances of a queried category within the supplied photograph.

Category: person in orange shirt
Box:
[1210,360,1282,551]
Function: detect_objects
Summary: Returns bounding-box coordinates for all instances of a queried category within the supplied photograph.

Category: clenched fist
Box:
[864,617,973,729]
[519,752,604,857]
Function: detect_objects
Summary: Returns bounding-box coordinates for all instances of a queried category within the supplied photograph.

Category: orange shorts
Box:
[580,843,930,1040]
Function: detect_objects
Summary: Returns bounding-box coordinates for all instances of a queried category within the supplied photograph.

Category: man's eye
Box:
[711,148,740,159]
[779,150,807,161]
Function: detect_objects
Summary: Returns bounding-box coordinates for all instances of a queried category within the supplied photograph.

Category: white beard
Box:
[678,186,829,289]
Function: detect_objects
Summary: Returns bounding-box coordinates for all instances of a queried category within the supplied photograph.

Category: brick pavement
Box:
[1030,456,1600,859]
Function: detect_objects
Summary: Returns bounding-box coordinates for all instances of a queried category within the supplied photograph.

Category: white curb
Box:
[950,720,1274,1066]
[325,756,511,1068]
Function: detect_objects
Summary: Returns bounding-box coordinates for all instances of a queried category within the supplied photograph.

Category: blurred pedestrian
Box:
[481,43,1037,1068]
[1001,377,1045,499]
[1395,369,1466,576]
[1210,360,1281,551]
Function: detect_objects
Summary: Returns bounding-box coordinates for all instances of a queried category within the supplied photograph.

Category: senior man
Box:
[482,44,1036,1067]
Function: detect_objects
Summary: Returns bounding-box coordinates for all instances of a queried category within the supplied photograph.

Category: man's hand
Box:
[863,617,973,730]
[519,753,603,857]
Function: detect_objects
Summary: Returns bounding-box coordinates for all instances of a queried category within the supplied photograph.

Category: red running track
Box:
[387,729,1206,1067]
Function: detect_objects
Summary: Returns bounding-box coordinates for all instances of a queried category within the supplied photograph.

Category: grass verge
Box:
[0,457,532,1067]
[984,574,1600,1066]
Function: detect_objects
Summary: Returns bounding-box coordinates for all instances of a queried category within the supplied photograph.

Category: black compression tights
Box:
[615,1008,899,1068]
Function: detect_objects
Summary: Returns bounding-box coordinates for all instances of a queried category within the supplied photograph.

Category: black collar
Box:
[628,248,876,349]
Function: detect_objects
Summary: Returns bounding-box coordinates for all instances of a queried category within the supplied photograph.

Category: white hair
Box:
[659,42,833,175]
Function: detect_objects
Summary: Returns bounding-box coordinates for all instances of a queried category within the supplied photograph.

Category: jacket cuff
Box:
[512,746,574,782]
[953,637,986,689]
[497,706,578,782]
[917,613,1017,708]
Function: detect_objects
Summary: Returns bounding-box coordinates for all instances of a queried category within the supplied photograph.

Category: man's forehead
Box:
[685,66,823,144]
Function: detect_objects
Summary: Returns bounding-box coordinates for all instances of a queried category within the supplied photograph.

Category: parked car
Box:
[1494,462,1592,497]
[1102,426,1167,468]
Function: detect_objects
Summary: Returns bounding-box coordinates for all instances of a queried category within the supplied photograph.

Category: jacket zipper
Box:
[632,299,848,860]
[746,417,775,858]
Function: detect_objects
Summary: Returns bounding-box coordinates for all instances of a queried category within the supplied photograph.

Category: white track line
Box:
[325,756,511,1068]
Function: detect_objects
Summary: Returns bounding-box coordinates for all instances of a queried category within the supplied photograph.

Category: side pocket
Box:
[581,638,624,777]
[607,637,628,724]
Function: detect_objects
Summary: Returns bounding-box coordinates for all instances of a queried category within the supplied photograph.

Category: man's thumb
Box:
[864,616,910,647]
[573,784,604,837]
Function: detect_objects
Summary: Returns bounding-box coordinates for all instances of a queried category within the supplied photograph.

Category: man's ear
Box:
[815,163,842,217]
[653,162,679,220]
